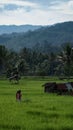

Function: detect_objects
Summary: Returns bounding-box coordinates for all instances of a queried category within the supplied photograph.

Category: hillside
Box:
[0,25,42,34]
[0,21,73,52]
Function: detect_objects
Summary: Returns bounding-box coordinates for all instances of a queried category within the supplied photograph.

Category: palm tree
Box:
[57,43,73,78]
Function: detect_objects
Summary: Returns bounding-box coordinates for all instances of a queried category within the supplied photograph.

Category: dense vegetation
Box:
[0,77,73,130]
[0,22,73,77]
[0,43,73,78]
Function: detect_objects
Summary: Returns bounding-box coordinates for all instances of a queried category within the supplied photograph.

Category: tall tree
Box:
[58,43,73,78]
[0,45,8,74]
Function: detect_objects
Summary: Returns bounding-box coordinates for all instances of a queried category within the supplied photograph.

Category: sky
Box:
[0,0,73,25]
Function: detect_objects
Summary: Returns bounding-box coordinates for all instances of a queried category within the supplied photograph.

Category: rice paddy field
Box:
[0,76,73,130]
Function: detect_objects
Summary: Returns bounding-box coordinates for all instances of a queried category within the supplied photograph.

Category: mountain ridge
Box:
[0,21,73,52]
[0,25,42,34]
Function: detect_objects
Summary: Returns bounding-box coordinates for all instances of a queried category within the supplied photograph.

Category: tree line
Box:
[0,43,73,78]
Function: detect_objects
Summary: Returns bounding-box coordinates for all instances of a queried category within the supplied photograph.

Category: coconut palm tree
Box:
[57,43,73,79]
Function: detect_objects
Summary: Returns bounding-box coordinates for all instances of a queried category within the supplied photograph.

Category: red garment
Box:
[16,92,21,100]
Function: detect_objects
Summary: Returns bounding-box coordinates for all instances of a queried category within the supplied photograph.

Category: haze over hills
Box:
[0,25,42,34]
[0,21,73,52]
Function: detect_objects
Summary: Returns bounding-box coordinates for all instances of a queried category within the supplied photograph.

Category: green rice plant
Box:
[0,77,73,130]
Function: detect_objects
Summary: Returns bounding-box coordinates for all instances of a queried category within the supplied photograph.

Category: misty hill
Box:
[0,21,73,52]
[0,25,42,34]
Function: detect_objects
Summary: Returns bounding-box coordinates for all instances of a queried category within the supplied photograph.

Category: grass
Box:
[0,77,73,130]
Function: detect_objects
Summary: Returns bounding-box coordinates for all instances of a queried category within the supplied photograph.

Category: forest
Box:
[0,43,73,78]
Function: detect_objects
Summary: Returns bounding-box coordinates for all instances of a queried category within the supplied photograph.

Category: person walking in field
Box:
[16,90,22,101]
